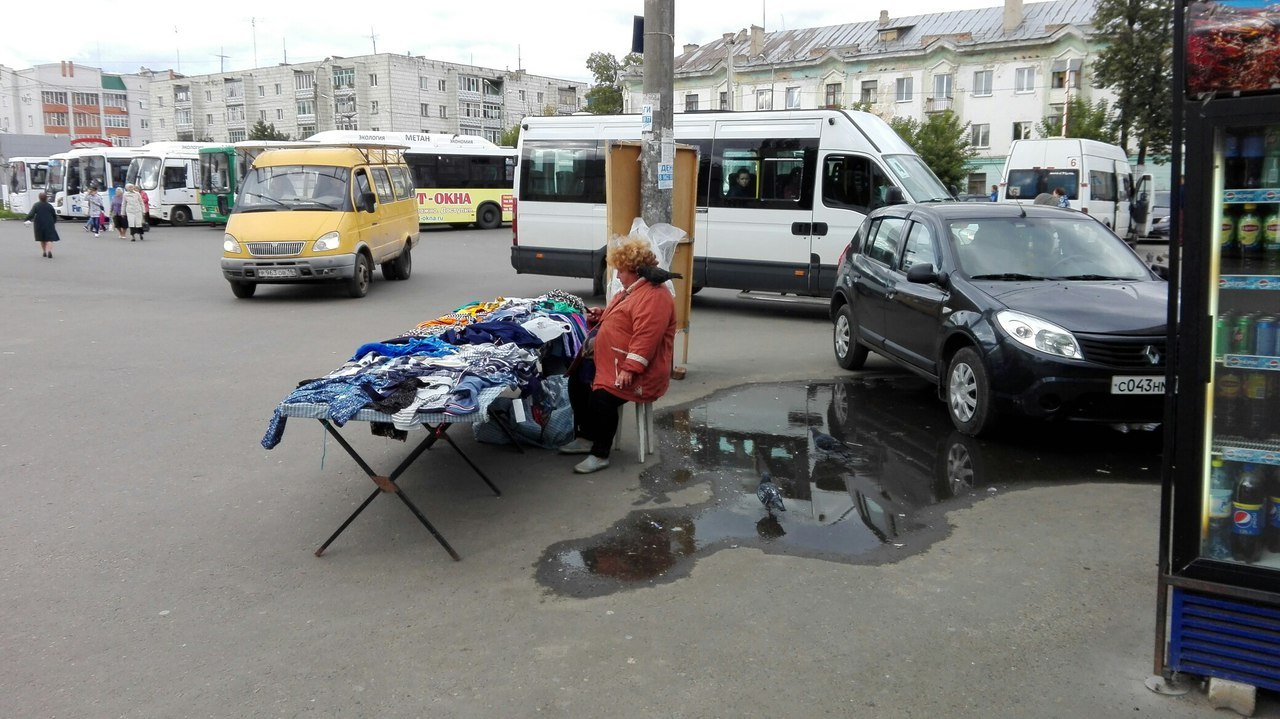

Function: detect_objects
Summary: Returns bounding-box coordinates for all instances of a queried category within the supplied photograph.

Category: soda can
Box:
[1231,312,1255,355]
[1256,316,1278,357]
[1216,311,1235,359]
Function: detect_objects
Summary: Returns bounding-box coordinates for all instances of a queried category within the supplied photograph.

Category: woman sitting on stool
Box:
[559,237,677,474]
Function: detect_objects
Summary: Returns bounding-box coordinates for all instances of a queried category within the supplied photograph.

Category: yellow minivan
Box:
[220,144,419,298]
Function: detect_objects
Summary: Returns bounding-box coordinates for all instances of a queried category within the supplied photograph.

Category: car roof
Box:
[871,202,1080,221]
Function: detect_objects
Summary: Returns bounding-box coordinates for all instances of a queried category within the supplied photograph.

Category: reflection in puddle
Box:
[537,375,1161,598]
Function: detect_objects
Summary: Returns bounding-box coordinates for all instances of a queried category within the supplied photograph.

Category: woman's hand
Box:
[615,368,635,389]
[586,306,604,327]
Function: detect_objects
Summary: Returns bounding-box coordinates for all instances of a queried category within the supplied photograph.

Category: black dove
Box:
[637,265,684,285]
[756,470,786,514]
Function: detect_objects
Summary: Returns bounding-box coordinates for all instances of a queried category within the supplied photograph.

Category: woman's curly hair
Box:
[607,236,659,273]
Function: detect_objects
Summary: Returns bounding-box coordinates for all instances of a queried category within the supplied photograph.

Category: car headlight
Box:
[223,234,240,253]
[312,231,341,252]
[996,310,1081,359]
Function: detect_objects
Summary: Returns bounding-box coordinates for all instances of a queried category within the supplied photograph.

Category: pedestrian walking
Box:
[85,185,105,237]
[23,191,61,258]
[110,184,128,238]
[989,184,1000,202]
[123,184,146,241]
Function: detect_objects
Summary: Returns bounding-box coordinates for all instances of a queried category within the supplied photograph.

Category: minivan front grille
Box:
[1077,335,1167,369]
[246,241,305,257]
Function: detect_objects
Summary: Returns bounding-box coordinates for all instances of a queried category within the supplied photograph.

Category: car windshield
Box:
[949,216,1153,281]
[236,165,350,212]
[882,154,952,202]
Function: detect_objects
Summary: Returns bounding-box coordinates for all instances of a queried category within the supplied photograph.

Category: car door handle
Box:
[791,222,810,235]
[812,222,828,236]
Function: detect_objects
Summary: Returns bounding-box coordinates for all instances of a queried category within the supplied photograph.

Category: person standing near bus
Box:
[1053,186,1071,209]
[85,185,105,237]
[123,184,146,241]
[990,184,1000,202]
[110,184,128,238]
[24,192,60,258]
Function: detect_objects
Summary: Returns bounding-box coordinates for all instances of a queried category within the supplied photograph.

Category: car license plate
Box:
[1110,375,1165,394]
[257,268,297,279]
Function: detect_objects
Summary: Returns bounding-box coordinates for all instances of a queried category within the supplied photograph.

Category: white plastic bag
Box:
[607,218,686,298]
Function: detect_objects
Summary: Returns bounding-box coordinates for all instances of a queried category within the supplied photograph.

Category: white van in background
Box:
[513,109,952,297]
[127,141,218,225]
[998,138,1153,240]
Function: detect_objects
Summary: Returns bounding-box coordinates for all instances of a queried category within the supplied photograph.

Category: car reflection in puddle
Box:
[536,374,1162,598]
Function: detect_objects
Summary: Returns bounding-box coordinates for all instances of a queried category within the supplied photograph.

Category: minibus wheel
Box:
[348,253,372,298]
[230,281,257,299]
[476,203,501,230]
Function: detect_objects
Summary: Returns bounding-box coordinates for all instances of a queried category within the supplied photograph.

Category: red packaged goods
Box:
[1186,1,1280,97]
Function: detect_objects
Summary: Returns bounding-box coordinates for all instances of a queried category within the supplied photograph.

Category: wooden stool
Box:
[614,401,655,462]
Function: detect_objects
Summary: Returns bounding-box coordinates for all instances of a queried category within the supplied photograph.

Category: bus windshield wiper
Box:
[968,273,1049,281]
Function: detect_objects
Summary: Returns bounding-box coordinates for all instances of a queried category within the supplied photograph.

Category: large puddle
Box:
[536,375,1162,598]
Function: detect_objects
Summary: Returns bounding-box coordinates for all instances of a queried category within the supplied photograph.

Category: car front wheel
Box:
[947,347,997,436]
[833,304,869,370]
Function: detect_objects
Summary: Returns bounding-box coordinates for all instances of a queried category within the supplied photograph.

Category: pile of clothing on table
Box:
[261,290,590,449]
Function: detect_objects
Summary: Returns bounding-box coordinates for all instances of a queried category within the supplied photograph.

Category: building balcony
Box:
[297,113,316,124]
[926,96,954,113]
[295,87,315,99]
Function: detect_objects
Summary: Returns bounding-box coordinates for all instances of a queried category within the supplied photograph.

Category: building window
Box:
[558,88,576,106]
[72,92,99,106]
[825,83,842,107]
[228,129,246,143]
[225,81,243,100]
[439,106,447,118]
[420,103,430,117]
[895,77,913,102]
[685,94,699,112]
[519,90,526,102]
[371,100,379,114]
[419,76,429,90]
[1015,67,1035,93]
[277,109,284,120]
[483,103,501,119]
[174,87,191,103]
[537,92,544,104]
[275,83,281,95]
[1012,121,1033,141]
[175,109,192,126]
[972,70,993,97]
[333,68,355,90]
[933,74,953,100]
[719,91,728,110]
[369,74,378,87]
[1051,69,1081,89]
[73,112,97,127]
[462,77,481,93]
[259,110,267,121]
[140,119,149,129]
[296,99,315,116]
[971,123,990,148]
[1046,104,1064,133]
[207,113,214,124]
[295,72,314,91]
[755,88,773,111]
[334,97,356,115]
[861,80,878,104]
[44,112,68,126]
[785,86,801,109]
[42,91,68,104]
[205,90,212,102]
[439,79,447,92]
[105,115,128,128]
[258,85,265,97]
[298,125,315,136]
[227,106,245,123]
[463,102,480,118]
[105,93,127,109]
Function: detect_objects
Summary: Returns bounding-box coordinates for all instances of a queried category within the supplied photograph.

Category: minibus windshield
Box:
[883,154,951,202]
[237,165,351,212]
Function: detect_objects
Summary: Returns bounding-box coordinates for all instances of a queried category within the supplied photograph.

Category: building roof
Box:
[676,0,1097,73]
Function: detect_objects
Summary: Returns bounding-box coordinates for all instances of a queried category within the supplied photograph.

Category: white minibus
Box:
[5,157,50,214]
[49,146,138,220]
[999,138,1153,239]
[512,109,952,296]
[127,141,219,225]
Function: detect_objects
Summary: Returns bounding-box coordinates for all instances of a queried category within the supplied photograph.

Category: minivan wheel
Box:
[348,253,372,298]
[833,305,869,370]
[947,347,997,436]
[476,203,501,230]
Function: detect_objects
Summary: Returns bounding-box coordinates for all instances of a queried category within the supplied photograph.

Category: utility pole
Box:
[641,0,674,227]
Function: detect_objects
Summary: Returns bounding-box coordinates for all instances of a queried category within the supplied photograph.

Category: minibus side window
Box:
[371,167,393,201]
[354,169,373,203]
[710,138,816,210]
[1089,170,1116,201]
[519,139,603,204]
[823,155,893,214]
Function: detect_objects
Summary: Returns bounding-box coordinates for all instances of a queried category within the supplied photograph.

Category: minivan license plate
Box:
[1110,375,1165,394]
[258,268,297,279]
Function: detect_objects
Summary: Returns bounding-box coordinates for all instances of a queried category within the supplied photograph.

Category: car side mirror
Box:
[361,191,377,213]
[885,187,906,205]
[1151,263,1169,280]
[906,263,945,285]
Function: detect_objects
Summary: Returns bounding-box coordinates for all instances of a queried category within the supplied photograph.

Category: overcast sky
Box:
[3,1,1010,83]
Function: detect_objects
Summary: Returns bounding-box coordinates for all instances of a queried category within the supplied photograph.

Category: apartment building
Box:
[0,62,154,145]
[146,53,583,144]
[626,0,1135,194]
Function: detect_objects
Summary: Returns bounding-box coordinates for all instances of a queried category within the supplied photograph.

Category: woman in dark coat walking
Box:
[24,191,60,258]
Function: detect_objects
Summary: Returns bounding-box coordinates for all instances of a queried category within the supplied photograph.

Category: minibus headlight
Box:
[223,234,240,253]
[312,232,341,252]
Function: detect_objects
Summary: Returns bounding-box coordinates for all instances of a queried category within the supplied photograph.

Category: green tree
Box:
[1091,0,1173,164]
[248,120,291,141]
[584,51,642,115]
[1036,97,1119,143]
[889,111,976,192]
[500,125,521,147]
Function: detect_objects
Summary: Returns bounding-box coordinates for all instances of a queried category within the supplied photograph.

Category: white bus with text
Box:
[48,145,138,220]
[512,109,952,296]
[127,141,219,225]
[5,157,50,214]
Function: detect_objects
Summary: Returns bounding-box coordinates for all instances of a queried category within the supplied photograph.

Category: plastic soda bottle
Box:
[1264,206,1280,256]
[1264,126,1280,187]
[1268,471,1280,553]
[1208,458,1234,559]
[1239,204,1263,258]
[1231,462,1265,563]
[1221,206,1237,255]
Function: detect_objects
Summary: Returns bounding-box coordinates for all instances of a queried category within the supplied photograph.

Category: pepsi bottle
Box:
[1207,458,1234,559]
[1231,462,1265,563]
[1267,470,1280,553]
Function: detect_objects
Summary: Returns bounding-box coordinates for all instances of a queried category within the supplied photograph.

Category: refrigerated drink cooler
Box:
[1157,0,1280,697]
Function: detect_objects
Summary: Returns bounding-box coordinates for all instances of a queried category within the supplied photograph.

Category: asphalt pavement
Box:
[0,219,1272,718]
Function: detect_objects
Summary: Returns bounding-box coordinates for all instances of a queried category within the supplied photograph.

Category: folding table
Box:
[279,385,507,561]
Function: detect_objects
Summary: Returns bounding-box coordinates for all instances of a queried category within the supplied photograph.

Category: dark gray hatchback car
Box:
[830,202,1169,436]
